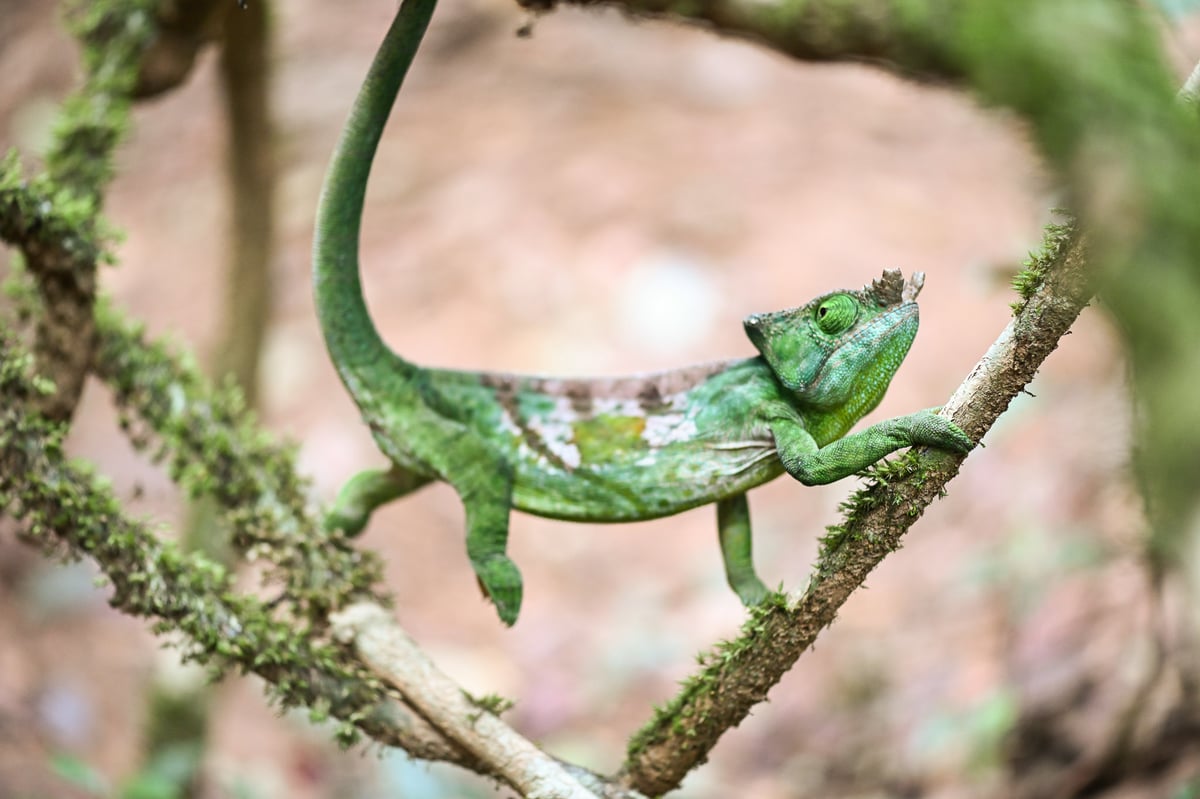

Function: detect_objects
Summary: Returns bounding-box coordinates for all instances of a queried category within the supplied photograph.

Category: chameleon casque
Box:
[313,0,975,625]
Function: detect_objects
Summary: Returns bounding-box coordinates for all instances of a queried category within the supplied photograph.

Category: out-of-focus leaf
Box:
[1152,0,1200,19]
[50,753,109,796]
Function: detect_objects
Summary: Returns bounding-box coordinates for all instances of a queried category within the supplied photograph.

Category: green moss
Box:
[46,0,157,199]
[463,691,515,725]
[0,157,109,265]
[0,332,399,744]
[92,302,388,620]
[0,0,153,317]
[1010,213,1075,315]
[625,591,789,758]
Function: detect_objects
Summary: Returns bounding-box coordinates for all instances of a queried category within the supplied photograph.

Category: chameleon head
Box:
[743,270,924,413]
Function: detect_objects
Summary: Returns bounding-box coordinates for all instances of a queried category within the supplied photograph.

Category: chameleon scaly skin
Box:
[313,0,975,626]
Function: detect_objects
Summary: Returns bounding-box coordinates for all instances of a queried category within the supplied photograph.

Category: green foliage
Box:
[51,753,111,796]
[53,744,247,799]
[911,688,1019,774]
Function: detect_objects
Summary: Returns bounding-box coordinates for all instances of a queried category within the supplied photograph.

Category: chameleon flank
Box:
[313,0,975,626]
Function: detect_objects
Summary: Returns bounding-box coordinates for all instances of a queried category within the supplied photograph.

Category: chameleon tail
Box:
[312,0,437,391]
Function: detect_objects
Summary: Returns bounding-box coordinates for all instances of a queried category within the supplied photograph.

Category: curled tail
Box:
[312,0,437,395]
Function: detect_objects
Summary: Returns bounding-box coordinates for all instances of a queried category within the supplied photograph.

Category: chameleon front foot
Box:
[472,554,523,626]
[909,409,975,454]
[323,466,431,536]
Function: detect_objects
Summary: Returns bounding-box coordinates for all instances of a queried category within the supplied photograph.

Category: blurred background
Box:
[3,0,1200,796]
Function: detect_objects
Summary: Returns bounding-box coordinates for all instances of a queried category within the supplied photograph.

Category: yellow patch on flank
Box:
[572,415,647,463]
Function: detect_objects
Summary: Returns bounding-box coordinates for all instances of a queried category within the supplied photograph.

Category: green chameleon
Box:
[312,0,975,626]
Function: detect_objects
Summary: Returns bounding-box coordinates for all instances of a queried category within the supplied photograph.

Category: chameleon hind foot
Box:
[717,495,770,608]
[471,554,523,626]
[731,575,771,607]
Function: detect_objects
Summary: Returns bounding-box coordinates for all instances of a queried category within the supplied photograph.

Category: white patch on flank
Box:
[642,412,699,448]
[526,397,583,469]
[496,408,523,438]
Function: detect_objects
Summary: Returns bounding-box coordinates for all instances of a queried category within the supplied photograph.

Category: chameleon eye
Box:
[814,294,858,335]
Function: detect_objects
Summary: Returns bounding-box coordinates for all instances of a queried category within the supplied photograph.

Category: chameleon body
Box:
[313,0,975,625]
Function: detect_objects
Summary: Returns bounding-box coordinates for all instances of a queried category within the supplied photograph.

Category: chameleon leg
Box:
[461,483,522,626]
[772,410,973,486]
[454,462,522,626]
[407,415,523,626]
[717,494,770,606]
[323,465,432,536]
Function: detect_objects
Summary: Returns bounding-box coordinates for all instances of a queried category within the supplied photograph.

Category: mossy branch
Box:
[0,327,490,770]
[0,155,108,275]
[518,0,964,80]
[15,0,159,421]
[333,603,622,799]
[92,302,386,621]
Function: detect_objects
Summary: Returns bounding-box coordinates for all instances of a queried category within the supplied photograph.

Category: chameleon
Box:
[312,0,975,626]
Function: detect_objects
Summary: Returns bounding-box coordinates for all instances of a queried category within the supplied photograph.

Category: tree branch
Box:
[92,302,388,619]
[333,603,630,799]
[20,0,159,421]
[133,0,227,98]
[0,327,497,773]
[619,224,1091,796]
[519,0,963,79]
